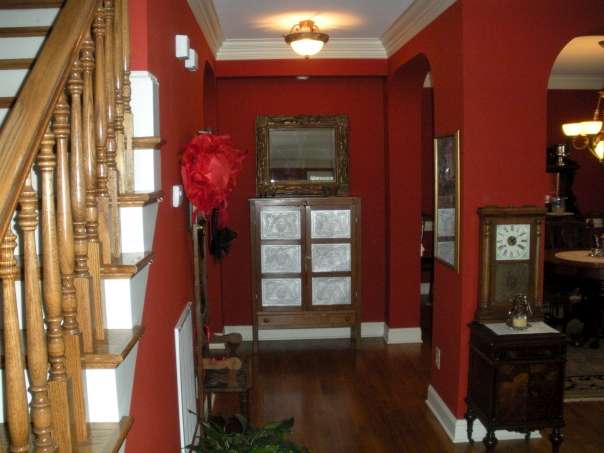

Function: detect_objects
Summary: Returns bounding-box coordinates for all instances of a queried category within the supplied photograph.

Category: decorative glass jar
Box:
[507,295,532,330]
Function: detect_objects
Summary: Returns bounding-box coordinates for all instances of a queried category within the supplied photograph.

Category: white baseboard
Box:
[361,322,385,337]
[384,326,422,344]
[425,385,540,443]
[222,322,422,343]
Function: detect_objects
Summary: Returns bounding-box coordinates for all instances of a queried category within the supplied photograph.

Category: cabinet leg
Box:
[483,430,498,452]
[464,410,476,444]
[549,427,564,453]
[240,390,250,421]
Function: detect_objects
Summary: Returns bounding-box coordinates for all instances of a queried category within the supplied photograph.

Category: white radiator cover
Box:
[174,302,197,450]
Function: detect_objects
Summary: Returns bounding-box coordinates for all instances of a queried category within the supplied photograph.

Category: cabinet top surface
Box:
[484,322,559,336]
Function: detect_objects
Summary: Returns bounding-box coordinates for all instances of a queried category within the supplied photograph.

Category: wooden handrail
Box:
[0,0,98,245]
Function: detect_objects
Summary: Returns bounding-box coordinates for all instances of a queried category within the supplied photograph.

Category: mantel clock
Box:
[475,206,547,322]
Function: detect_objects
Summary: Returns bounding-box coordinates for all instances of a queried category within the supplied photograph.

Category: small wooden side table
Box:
[465,321,566,452]
[202,357,252,421]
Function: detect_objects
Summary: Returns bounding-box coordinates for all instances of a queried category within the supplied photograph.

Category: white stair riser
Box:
[0,36,45,59]
[120,203,158,254]
[0,108,8,127]
[85,345,138,423]
[130,71,160,137]
[0,68,28,97]
[103,266,149,330]
[0,8,59,27]
[134,148,162,192]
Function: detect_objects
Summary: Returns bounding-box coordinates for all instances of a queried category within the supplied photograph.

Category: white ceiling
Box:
[188,0,604,89]
[213,0,412,39]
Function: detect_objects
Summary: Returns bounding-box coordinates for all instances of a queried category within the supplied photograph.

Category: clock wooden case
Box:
[476,206,547,322]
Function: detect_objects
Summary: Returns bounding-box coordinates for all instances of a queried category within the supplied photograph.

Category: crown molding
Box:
[548,73,604,90]
[187,0,224,56]
[216,38,387,61]
[382,0,457,57]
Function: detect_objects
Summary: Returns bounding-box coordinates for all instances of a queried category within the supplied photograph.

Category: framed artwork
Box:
[434,130,461,271]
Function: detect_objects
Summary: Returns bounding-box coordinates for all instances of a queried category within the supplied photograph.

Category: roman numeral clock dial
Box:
[495,224,530,260]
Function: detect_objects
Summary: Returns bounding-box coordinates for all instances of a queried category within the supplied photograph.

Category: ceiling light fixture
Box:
[284,20,329,57]
[562,90,604,164]
[561,41,604,164]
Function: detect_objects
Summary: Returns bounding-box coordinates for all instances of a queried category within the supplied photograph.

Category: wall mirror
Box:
[256,115,349,196]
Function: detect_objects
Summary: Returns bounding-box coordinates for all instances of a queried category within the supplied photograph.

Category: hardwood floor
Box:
[212,338,604,453]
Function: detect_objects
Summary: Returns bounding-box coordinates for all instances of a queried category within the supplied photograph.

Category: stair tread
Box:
[0,96,15,108]
[83,326,145,369]
[0,0,63,9]
[119,190,164,207]
[0,58,33,69]
[0,26,50,37]
[1,326,144,370]
[101,251,154,278]
[0,416,133,452]
[133,135,164,149]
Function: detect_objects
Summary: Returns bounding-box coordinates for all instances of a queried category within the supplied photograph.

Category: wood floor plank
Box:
[212,338,604,453]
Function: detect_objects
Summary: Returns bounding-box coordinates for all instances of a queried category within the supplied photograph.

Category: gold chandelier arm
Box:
[572,135,589,150]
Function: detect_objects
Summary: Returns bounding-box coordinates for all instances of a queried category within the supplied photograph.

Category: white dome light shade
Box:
[562,122,582,136]
[581,120,603,135]
[290,38,325,56]
[285,20,329,57]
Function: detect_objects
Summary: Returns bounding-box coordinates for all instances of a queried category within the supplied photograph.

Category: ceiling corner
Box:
[187,0,224,57]
[381,0,456,57]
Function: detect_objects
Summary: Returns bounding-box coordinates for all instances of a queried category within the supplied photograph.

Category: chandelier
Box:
[284,20,329,57]
[562,90,603,163]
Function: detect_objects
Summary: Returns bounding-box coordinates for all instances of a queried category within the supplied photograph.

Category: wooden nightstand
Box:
[465,321,566,452]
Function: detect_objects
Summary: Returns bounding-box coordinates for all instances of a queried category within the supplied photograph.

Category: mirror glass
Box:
[269,128,335,182]
[256,115,349,196]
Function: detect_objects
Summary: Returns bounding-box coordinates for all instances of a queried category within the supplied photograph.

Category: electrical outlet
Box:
[435,346,441,370]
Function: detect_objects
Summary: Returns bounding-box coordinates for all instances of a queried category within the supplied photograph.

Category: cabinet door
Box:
[255,204,304,308]
[307,203,357,307]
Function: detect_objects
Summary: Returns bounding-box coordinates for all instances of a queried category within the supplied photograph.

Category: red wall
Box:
[215,76,386,326]
[547,89,604,214]
[387,0,604,419]
[128,1,214,451]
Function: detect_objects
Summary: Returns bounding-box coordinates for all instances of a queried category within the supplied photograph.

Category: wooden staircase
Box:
[0,0,163,451]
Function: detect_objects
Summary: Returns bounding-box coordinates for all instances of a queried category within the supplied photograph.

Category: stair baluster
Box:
[103,0,122,260]
[2,229,29,453]
[120,0,134,193]
[18,175,56,453]
[112,0,126,193]
[39,125,73,453]
[93,7,113,265]
[81,31,106,342]
[54,93,89,443]
[68,58,95,355]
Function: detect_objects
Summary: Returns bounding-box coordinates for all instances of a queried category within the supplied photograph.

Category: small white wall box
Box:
[172,185,184,208]
[185,48,198,71]
[175,35,190,59]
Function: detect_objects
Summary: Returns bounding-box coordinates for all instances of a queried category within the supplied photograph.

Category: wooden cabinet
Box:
[249,197,361,345]
[465,321,566,452]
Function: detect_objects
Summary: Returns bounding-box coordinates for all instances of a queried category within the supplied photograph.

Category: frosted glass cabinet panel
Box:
[311,210,351,238]
[260,208,301,240]
[311,244,351,272]
[312,277,351,305]
[250,197,361,346]
[261,244,301,273]
[261,278,302,307]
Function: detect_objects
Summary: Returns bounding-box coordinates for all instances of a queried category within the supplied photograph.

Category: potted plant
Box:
[189,415,310,453]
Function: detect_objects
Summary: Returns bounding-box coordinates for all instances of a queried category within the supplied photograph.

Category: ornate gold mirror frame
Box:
[256,115,349,196]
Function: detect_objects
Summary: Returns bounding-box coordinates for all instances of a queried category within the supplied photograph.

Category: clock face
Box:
[495,224,530,261]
